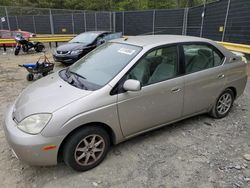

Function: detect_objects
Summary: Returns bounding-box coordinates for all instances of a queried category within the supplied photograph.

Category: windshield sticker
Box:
[118,48,136,55]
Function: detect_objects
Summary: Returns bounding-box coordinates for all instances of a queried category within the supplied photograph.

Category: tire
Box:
[35,43,45,52]
[210,89,234,119]
[63,126,110,172]
[42,72,48,76]
[26,73,34,81]
[14,49,20,56]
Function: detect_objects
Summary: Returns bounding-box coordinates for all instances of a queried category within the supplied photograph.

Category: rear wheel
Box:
[63,126,110,172]
[26,73,34,81]
[210,89,234,118]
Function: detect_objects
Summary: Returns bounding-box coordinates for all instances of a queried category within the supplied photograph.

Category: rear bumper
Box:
[3,105,64,166]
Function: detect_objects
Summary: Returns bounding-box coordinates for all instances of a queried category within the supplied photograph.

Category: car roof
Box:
[112,35,213,47]
[111,35,233,57]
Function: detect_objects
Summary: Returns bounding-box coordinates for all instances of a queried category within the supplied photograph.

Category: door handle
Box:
[171,87,181,93]
[218,74,225,79]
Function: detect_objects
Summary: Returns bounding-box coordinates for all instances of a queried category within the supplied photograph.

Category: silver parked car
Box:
[4,35,248,171]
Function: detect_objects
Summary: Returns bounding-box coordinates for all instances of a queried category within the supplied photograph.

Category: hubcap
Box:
[74,134,105,166]
[216,93,232,115]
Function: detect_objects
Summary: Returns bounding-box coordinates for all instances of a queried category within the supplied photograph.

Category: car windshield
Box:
[62,42,141,90]
[69,33,99,44]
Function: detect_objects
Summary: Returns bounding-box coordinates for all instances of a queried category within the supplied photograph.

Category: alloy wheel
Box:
[216,93,232,115]
[74,134,105,166]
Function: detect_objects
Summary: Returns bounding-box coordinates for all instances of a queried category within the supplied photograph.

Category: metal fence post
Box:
[15,16,19,29]
[182,8,189,35]
[109,12,112,32]
[84,11,87,32]
[152,10,156,35]
[122,11,125,35]
[200,1,206,37]
[49,9,54,34]
[222,0,231,41]
[182,8,185,35]
[4,7,10,30]
[94,12,97,31]
[113,12,116,32]
[32,16,37,33]
[71,13,75,34]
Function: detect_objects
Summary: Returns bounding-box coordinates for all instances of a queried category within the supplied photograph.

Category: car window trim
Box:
[180,41,226,75]
[110,43,183,95]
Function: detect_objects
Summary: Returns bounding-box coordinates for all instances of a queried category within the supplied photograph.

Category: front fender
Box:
[41,86,124,144]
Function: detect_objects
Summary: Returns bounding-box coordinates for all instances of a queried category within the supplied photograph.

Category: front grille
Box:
[57,51,69,55]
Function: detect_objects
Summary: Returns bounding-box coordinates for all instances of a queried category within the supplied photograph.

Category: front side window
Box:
[183,44,225,74]
[126,46,178,86]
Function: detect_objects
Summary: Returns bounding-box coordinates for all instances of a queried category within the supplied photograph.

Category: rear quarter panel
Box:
[223,58,248,99]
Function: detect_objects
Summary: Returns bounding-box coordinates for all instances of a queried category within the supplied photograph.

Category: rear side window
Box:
[183,44,224,74]
[103,32,122,41]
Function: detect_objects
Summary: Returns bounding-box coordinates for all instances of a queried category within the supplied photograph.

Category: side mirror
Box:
[100,39,106,44]
[97,39,105,46]
[123,79,141,92]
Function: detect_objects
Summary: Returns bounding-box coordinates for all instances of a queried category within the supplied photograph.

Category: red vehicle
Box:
[0,30,36,47]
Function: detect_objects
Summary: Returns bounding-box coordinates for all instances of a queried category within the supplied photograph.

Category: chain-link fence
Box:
[0,0,250,44]
[0,6,113,34]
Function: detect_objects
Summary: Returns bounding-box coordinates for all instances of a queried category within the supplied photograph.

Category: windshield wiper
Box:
[66,70,88,90]
[69,71,86,80]
[60,69,88,90]
[65,68,71,78]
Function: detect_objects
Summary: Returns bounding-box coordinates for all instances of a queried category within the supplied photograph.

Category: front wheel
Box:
[14,46,20,55]
[63,126,110,172]
[42,72,48,76]
[210,89,234,118]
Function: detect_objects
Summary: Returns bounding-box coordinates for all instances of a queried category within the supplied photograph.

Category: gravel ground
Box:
[0,49,249,188]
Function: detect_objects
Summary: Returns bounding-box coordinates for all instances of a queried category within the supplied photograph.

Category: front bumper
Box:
[3,105,65,166]
[53,54,80,64]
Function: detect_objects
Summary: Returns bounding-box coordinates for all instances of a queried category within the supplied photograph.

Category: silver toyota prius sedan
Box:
[4,35,248,171]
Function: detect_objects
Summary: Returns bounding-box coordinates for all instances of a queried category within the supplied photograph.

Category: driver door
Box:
[117,45,184,137]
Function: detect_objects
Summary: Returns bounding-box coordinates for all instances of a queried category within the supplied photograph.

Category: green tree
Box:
[0,0,217,11]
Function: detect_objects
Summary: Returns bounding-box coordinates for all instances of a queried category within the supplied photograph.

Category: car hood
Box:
[56,42,90,51]
[13,72,92,122]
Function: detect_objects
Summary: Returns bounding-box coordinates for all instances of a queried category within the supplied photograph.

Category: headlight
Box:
[242,56,248,64]
[17,114,52,134]
[71,50,83,55]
